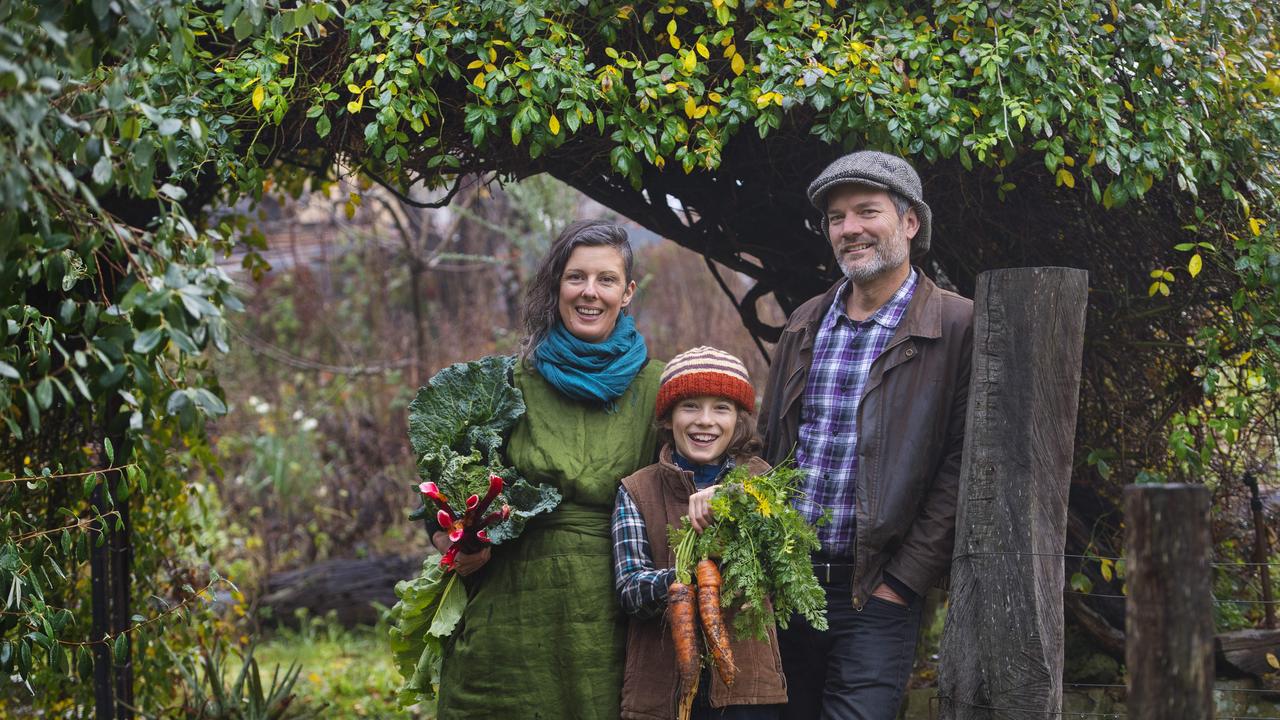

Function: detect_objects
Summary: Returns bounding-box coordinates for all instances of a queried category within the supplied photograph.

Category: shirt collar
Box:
[825,268,919,330]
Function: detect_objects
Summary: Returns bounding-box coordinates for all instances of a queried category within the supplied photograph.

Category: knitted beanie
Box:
[655,346,755,419]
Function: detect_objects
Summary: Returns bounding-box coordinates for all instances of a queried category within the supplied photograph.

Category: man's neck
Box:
[843,264,911,321]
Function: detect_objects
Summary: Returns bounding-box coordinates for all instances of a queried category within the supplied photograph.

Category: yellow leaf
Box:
[654,155,666,169]
[548,114,560,135]
[467,59,484,70]
[708,91,723,103]
[251,85,265,111]
[696,42,709,59]
[1159,282,1170,297]
[682,51,696,73]
[667,19,677,36]
[1249,217,1265,236]
[273,52,290,64]
[1147,281,1161,297]
[1063,155,1075,168]
[692,104,708,119]
[731,53,745,76]
[1265,652,1279,670]
[724,43,736,58]
[415,52,427,66]
[346,100,361,113]
[1101,23,1115,33]
[1100,558,1113,582]
[684,96,697,118]
[1188,254,1202,278]
[1056,168,1075,189]
[473,72,486,89]
[489,47,497,63]
[670,34,681,50]
[347,83,362,94]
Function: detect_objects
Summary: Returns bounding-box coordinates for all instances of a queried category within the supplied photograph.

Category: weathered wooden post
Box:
[937,267,1088,719]
[1124,484,1214,719]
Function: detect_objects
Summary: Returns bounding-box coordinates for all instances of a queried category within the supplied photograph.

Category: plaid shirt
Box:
[794,269,917,557]
[611,459,728,619]
[611,486,676,619]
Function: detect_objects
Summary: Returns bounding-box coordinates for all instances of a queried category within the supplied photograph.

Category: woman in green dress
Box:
[431,220,663,719]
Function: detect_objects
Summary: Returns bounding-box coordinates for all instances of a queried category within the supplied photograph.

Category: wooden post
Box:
[938,267,1088,719]
[1125,484,1214,720]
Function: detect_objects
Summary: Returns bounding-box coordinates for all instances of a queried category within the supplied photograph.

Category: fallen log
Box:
[260,554,422,627]
[1215,629,1280,679]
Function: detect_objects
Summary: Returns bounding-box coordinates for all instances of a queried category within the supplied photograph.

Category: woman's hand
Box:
[432,531,492,576]
[688,485,718,533]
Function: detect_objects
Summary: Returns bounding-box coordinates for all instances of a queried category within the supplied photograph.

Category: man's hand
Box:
[688,485,718,533]
[432,531,491,576]
[871,582,908,606]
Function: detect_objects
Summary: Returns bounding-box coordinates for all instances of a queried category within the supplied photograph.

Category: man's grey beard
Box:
[838,224,910,283]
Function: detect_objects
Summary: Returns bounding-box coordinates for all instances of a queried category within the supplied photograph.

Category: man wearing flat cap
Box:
[758,151,974,719]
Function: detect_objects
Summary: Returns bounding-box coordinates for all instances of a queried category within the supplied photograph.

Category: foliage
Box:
[671,463,827,642]
[0,0,302,710]
[170,637,318,719]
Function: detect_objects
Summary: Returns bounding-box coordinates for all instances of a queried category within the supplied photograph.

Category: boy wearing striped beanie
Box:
[612,347,787,719]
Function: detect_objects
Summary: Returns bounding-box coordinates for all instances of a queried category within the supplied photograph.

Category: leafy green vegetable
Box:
[407,355,524,459]
[671,463,827,642]
[390,355,561,707]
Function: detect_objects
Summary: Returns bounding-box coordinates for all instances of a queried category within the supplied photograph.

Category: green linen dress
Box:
[436,360,663,720]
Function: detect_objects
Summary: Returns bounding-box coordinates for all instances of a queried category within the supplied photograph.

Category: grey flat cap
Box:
[807,150,932,256]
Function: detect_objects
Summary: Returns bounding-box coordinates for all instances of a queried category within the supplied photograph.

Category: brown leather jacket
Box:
[618,447,787,719]
[758,270,973,609]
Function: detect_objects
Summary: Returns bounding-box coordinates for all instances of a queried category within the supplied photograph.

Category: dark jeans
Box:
[777,582,923,720]
[691,667,783,720]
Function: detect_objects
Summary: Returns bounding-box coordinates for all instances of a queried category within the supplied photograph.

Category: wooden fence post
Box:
[1124,484,1214,719]
[937,267,1088,719]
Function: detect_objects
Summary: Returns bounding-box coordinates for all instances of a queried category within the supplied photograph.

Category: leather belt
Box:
[811,560,855,586]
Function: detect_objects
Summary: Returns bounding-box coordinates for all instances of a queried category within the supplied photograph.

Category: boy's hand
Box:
[688,485,718,533]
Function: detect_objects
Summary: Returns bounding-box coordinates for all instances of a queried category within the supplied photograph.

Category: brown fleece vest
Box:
[619,449,788,720]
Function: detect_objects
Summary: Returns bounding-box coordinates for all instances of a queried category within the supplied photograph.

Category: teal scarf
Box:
[533,315,648,406]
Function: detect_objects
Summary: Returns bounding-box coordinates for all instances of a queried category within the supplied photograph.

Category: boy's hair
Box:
[656,407,763,459]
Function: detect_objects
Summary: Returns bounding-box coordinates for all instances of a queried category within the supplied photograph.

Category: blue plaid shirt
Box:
[794,269,917,557]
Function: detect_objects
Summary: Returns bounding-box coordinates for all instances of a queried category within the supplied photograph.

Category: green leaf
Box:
[165,390,191,415]
[407,355,524,459]
[427,574,467,637]
[112,633,128,664]
[104,438,114,464]
[35,377,52,410]
[92,155,112,185]
[132,327,164,353]
[0,361,18,380]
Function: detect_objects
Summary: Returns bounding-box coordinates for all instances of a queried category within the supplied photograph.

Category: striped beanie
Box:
[655,346,755,419]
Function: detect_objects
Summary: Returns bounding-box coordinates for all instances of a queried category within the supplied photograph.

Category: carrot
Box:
[696,558,737,687]
[668,581,701,694]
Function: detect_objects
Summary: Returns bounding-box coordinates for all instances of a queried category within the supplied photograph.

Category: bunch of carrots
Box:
[668,527,737,720]
[418,474,511,569]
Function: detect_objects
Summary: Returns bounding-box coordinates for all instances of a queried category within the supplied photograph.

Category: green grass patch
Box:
[252,615,432,719]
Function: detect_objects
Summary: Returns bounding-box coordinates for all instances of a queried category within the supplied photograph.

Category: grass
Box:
[251,612,432,719]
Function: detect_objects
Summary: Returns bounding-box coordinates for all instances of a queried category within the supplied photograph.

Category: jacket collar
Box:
[799,266,941,342]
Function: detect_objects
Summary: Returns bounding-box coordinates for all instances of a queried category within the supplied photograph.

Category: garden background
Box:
[2,0,1278,717]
